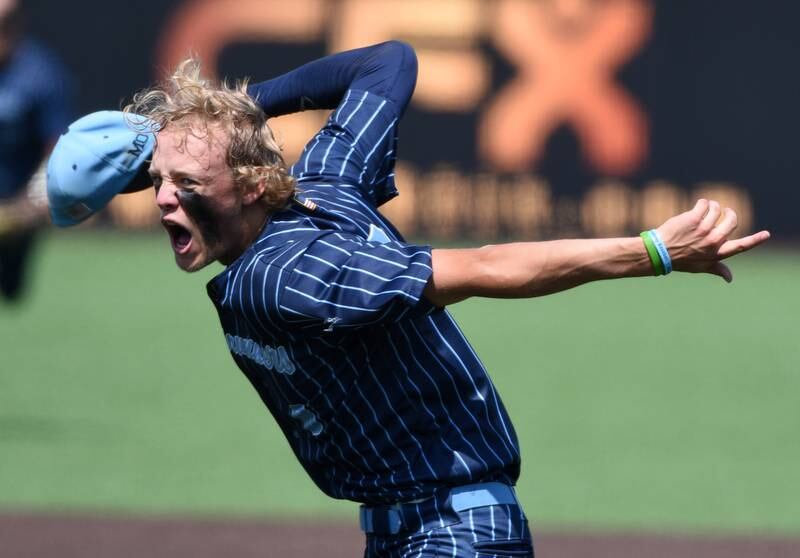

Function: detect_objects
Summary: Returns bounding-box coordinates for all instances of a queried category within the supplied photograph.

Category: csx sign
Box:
[158,0,652,175]
[108,0,751,237]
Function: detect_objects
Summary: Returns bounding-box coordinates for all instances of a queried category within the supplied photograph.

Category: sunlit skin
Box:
[149,120,268,272]
[149,124,771,299]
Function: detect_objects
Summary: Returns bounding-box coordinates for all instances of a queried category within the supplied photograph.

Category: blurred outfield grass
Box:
[0,231,798,534]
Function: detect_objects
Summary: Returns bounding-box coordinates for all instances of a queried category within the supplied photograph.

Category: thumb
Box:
[710,261,733,283]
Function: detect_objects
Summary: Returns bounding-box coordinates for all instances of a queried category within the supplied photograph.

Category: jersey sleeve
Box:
[276,231,435,332]
[249,41,417,117]
[247,41,417,207]
[291,89,400,206]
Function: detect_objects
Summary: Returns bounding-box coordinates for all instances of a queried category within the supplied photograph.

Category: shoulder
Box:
[231,218,347,294]
[208,225,324,314]
[15,40,69,77]
[8,40,73,105]
[242,225,325,272]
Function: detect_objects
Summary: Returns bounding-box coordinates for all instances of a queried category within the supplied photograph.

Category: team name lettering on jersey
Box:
[225,334,296,375]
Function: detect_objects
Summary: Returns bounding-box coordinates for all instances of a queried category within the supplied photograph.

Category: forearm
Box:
[248,41,417,117]
[426,237,652,306]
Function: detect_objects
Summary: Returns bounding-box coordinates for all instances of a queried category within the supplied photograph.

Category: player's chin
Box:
[174,247,213,273]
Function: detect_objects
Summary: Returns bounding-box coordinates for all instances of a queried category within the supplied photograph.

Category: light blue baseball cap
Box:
[47,111,157,227]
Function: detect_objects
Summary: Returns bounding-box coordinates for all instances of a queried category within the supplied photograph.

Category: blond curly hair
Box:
[125,59,295,212]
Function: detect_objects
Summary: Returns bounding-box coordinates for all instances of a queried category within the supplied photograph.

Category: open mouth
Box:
[163,221,193,254]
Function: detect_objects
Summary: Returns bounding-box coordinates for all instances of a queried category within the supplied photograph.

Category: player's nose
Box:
[155,180,179,212]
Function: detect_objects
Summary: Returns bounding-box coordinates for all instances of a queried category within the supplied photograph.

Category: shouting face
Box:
[149,120,252,272]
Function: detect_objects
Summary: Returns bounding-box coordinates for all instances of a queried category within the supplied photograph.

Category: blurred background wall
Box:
[24,0,799,241]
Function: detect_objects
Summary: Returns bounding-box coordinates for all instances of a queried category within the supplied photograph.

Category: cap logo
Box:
[119,133,151,169]
[127,133,150,158]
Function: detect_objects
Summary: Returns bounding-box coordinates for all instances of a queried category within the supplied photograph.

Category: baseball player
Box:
[0,0,73,302]
[47,42,769,557]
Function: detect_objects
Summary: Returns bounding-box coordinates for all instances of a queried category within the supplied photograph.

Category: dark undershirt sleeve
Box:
[247,41,417,119]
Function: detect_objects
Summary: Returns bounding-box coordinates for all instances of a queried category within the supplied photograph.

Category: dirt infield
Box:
[1,512,798,557]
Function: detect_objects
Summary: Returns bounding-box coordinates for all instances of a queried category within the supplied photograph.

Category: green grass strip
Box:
[1,232,799,534]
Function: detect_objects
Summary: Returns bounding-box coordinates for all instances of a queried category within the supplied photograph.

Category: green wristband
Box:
[640,231,665,276]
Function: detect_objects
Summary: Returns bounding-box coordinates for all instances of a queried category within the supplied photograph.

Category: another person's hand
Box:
[0,203,17,239]
[656,199,770,282]
[0,200,48,240]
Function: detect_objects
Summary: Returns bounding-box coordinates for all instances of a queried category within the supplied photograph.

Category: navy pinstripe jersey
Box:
[206,88,521,505]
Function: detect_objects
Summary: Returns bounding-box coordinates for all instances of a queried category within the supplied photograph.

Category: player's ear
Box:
[242,179,266,206]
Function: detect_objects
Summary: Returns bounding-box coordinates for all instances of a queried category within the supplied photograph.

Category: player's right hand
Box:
[655,199,770,282]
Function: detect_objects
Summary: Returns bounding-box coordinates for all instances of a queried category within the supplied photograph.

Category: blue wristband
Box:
[647,230,672,274]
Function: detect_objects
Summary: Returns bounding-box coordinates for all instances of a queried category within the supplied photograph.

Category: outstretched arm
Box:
[425,200,771,306]
[248,40,418,117]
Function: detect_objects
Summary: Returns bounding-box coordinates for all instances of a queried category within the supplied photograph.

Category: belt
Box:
[359,482,517,535]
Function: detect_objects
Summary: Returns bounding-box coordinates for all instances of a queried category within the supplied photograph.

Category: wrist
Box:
[596,237,659,279]
[640,229,672,275]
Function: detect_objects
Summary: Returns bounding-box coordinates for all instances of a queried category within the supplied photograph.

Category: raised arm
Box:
[248,40,418,118]
[425,200,771,306]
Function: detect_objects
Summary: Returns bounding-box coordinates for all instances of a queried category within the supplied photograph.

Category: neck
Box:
[218,205,270,266]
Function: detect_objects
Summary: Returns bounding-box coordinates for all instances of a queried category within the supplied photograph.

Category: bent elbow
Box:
[380,40,418,74]
[373,41,418,107]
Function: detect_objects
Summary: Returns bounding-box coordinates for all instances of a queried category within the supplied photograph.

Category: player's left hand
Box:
[655,198,771,282]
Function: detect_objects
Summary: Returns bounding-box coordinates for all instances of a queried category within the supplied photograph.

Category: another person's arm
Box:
[1,47,74,236]
[424,200,771,306]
